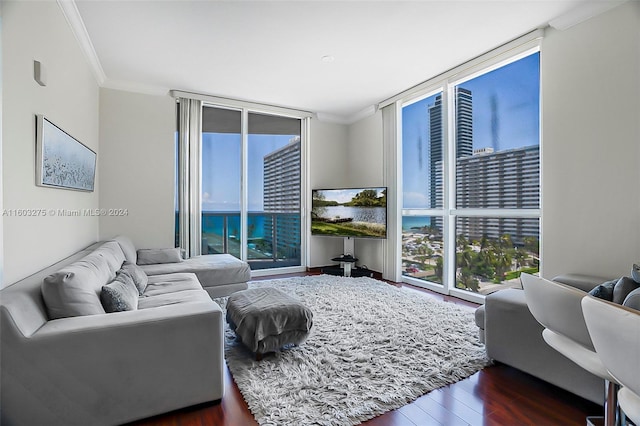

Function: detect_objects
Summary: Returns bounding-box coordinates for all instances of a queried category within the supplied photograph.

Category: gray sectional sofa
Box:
[475,273,610,405]
[0,236,251,426]
[114,236,251,298]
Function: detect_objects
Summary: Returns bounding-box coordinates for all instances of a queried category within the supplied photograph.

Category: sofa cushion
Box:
[113,235,137,264]
[137,289,211,310]
[588,279,617,301]
[95,241,127,276]
[632,264,640,284]
[140,254,251,288]
[622,287,640,311]
[137,248,183,265]
[613,277,640,305]
[41,241,126,319]
[100,271,139,312]
[121,261,149,295]
[142,273,203,297]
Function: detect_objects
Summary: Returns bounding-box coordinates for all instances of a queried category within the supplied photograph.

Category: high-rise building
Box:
[429,88,474,232]
[428,96,443,210]
[263,137,301,262]
[428,88,473,209]
[455,88,474,158]
[428,87,540,243]
[455,145,540,243]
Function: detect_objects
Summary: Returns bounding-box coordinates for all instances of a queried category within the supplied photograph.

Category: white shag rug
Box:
[215,275,489,426]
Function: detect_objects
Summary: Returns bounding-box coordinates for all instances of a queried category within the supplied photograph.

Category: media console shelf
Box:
[321,265,375,278]
[330,254,357,277]
[318,236,378,278]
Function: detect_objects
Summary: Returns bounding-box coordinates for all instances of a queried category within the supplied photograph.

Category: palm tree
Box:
[434,257,443,282]
[514,247,527,269]
[458,268,479,292]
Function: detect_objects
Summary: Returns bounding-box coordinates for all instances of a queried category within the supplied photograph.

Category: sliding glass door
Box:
[201,106,242,258]
[247,112,302,269]
[198,105,303,271]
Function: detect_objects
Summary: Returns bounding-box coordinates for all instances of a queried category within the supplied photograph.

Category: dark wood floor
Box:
[131,274,601,426]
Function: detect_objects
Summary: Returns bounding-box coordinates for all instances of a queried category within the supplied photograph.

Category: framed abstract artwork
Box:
[35,115,96,192]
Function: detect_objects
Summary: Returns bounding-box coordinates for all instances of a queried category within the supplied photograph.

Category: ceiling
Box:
[72,0,623,123]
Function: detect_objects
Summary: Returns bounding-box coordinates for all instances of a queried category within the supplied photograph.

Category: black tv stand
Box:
[322,265,375,278]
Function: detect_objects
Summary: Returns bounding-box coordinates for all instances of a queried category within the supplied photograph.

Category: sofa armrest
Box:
[552,273,612,293]
[2,302,224,426]
[482,287,605,404]
[35,301,220,337]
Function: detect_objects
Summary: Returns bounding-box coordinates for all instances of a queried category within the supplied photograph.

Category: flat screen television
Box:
[311,187,387,239]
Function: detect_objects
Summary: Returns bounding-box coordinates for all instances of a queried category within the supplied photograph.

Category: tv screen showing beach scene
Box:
[311,187,387,239]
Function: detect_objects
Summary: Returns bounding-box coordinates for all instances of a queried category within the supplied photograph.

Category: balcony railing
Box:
[176,211,301,270]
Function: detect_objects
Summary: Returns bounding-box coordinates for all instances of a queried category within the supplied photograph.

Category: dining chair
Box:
[582,295,640,425]
[521,273,619,426]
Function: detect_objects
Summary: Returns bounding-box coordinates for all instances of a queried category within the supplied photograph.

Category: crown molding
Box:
[549,0,626,30]
[103,79,170,97]
[316,112,349,125]
[57,0,106,85]
[346,105,378,124]
[317,105,378,125]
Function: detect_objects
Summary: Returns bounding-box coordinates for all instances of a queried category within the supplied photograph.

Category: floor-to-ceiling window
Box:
[176,97,308,274]
[401,47,540,301]
[201,106,242,258]
[402,91,445,286]
[246,112,302,269]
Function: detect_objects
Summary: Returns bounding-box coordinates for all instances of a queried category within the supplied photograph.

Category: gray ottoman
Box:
[226,287,313,359]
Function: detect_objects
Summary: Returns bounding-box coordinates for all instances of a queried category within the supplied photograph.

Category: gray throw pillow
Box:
[136,248,183,265]
[623,287,640,311]
[100,270,138,313]
[612,276,640,305]
[121,261,149,295]
[632,264,640,284]
[42,259,109,319]
[588,279,617,301]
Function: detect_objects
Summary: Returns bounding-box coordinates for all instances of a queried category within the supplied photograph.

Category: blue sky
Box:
[314,188,385,204]
[403,52,540,209]
[201,133,296,212]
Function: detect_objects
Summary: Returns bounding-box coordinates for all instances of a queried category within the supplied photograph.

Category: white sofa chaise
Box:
[0,237,248,426]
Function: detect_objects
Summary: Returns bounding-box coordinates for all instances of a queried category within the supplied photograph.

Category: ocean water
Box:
[402,216,431,231]
[320,206,386,224]
[176,212,267,238]
[202,213,264,238]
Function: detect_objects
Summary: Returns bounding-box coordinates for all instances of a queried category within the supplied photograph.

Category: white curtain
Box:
[177,97,202,258]
[382,103,401,282]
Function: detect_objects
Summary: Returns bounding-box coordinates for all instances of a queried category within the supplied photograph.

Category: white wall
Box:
[541,0,640,279]
[346,111,385,273]
[308,118,349,267]
[2,1,99,286]
[99,88,176,249]
[0,4,4,285]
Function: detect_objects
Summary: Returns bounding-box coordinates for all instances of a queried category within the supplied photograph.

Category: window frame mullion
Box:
[240,108,249,262]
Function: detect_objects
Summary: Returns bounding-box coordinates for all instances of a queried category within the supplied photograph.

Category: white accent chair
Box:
[582,295,640,425]
[521,273,620,426]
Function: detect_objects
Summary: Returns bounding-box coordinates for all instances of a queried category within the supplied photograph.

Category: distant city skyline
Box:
[403,52,540,209]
